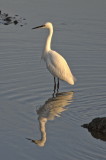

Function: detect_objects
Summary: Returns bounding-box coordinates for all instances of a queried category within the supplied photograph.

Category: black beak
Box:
[32,25,45,29]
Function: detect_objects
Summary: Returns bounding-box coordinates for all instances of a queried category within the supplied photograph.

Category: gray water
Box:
[0,0,106,159]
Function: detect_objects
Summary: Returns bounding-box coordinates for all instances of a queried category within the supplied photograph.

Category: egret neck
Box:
[43,25,53,58]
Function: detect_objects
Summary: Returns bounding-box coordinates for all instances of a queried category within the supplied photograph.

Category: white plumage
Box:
[32,22,76,91]
[45,50,75,85]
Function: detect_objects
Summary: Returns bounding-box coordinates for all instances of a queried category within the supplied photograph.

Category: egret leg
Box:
[57,78,59,92]
[54,77,56,92]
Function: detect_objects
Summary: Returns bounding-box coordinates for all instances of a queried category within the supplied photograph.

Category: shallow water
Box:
[0,0,106,159]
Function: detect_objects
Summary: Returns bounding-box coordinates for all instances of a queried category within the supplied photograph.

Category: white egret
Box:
[32,22,76,92]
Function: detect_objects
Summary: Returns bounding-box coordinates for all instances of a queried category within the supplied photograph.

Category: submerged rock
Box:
[82,117,106,141]
[13,20,18,25]
[0,10,26,26]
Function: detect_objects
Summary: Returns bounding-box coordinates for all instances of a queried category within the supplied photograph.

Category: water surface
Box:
[0,0,106,160]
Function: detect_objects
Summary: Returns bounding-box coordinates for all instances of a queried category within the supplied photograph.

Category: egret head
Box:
[32,22,53,30]
[44,22,53,28]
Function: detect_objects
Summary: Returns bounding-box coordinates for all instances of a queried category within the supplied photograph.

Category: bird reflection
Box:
[27,91,74,147]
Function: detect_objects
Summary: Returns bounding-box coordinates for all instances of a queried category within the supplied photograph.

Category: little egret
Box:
[32,22,76,92]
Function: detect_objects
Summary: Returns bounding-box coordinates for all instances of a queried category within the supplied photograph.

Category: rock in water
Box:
[0,10,26,26]
[82,117,106,141]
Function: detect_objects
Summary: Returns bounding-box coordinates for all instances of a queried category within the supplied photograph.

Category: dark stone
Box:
[14,20,18,25]
[5,14,8,17]
[82,117,106,141]
[4,23,9,25]
[4,17,11,22]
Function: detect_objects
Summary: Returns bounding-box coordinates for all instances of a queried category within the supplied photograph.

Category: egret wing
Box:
[45,50,75,84]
